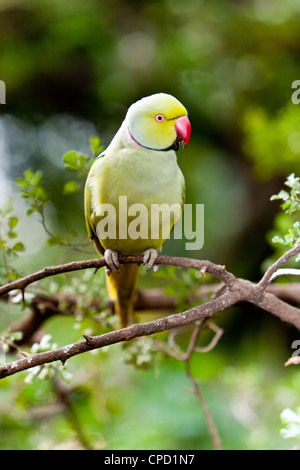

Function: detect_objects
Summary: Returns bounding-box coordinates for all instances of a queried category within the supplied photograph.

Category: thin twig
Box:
[156,319,223,449]
[185,360,222,450]
[194,321,224,353]
[258,244,300,291]
[184,322,223,450]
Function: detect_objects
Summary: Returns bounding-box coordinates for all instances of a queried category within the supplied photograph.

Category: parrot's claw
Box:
[105,266,112,276]
[143,248,159,272]
[104,249,120,275]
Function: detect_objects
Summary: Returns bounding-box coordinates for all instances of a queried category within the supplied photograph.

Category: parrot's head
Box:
[125,93,191,152]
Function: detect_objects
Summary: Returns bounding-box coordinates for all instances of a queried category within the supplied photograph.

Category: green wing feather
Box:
[84,160,105,256]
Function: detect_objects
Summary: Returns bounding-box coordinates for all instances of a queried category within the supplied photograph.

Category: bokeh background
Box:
[1,0,300,450]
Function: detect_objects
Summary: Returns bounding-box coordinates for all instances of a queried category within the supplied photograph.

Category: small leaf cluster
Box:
[16,169,77,247]
[24,334,72,384]
[13,136,102,249]
[154,265,205,312]
[271,174,300,216]
[25,362,71,384]
[15,170,49,217]
[0,200,25,282]
[123,337,161,370]
[280,408,300,441]
[271,174,300,254]
[0,330,23,361]
[63,136,103,195]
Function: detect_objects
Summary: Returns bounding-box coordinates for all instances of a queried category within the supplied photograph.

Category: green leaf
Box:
[294,221,300,231]
[63,151,88,171]
[270,190,289,201]
[271,235,285,245]
[6,270,18,282]
[9,331,23,342]
[90,136,103,156]
[63,150,79,168]
[0,240,7,250]
[78,154,88,168]
[15,177,28,187]
[12,242,25,252]
[286,173,299,189]
[8,217,18,229]
[7,231,17,239]
[63,180,80,195]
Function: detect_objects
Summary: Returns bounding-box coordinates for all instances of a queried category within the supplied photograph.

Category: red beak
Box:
[175,116,191,147]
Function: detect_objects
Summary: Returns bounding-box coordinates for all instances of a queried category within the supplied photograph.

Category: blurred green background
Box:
[1,0,300,450]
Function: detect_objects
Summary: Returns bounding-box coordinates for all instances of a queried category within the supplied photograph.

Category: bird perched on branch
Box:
[84,93,191,327]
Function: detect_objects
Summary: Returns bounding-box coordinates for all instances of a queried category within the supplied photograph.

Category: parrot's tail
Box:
[106,264,140,328]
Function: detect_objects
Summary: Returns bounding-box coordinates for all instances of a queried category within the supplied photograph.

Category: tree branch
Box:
[5,282,300,347]
[0,289,238,379]
[0,254,235,297]
[0,247,299,380]
[258,243,300,291]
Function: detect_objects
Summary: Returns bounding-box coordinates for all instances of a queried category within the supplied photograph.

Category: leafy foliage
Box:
[14,136,102,248]
[15,170,49,217]
[0,200,25,282]
[270,174,300,258]
[271,174,300,218]
[243,106,300,180]
[123,337,161,370]
[280,408,300,442]
[62,136,103,195]
[154,265,207,312]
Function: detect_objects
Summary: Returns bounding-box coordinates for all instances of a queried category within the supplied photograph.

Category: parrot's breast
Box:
[88,145,185,254]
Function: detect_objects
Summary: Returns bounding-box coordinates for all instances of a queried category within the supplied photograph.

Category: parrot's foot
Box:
[104,249,120,275]
[143,248,159,272]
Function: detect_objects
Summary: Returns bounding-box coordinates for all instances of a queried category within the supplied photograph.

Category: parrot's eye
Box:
[155,114,165,123]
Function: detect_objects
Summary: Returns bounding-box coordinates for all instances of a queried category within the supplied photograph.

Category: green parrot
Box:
[84,93,191,327]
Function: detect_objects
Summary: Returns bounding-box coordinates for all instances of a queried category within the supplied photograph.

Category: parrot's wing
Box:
[84,155,105,256]
[168,177,185,237]
[181,181,186,209]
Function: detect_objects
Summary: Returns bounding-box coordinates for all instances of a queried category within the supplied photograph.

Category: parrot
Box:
[84,93,191,328]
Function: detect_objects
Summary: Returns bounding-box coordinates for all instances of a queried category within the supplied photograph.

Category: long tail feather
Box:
[106,264,140,328]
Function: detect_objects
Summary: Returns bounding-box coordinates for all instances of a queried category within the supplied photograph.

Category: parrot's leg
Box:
[143,248,159,272]
[104,249,120,275]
